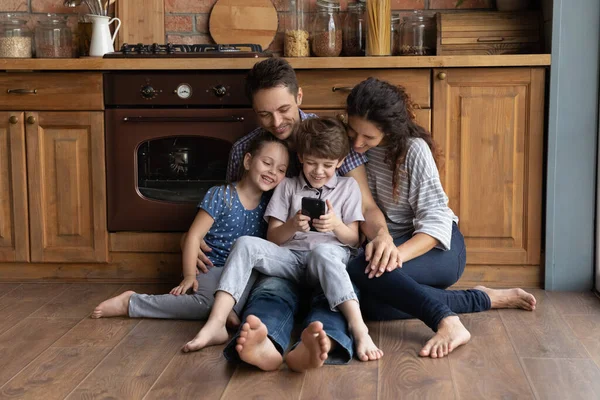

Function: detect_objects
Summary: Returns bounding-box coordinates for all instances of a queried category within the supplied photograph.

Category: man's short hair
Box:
[245,58,299,103]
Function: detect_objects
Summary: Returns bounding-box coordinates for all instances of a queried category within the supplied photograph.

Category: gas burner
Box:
[105,43,267,58]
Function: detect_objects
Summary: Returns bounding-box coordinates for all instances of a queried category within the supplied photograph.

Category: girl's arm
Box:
[182,210,215,278]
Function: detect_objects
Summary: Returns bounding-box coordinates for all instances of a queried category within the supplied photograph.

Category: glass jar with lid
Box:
[311,0,342,57]
[343,2,366,56]
[285,0,309,57]
[35,14,73,58]
[0,16,33,58]
[390,13,401,56]
[400,10,435,56]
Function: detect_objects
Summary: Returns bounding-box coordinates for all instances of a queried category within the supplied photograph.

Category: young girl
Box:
[91,133,290,323]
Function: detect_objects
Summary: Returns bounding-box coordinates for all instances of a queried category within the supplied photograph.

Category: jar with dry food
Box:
[400,10,435,56]
[365,0,391,56]
[390,13,401,56]
[0,16,33,58]
[35,14,73,58]
[343,2,366,56]
[311,0,342,57]
[285,0,310,57]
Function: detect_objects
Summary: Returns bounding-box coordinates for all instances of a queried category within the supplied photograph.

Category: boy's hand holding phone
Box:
[311,199,342,233]
[291,211,311,232]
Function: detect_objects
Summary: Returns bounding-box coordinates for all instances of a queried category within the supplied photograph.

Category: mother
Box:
[345,78,537,358]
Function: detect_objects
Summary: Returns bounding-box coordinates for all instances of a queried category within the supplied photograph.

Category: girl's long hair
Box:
[346,77,442,199]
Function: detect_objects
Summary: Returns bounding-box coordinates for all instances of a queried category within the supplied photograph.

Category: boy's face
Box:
[253,86,303,142]
[298,154,344,189]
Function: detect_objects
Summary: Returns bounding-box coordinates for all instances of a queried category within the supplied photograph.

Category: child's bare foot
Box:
[235,315,283,371]
[420,315,471,359]
[182,320,228,353]
[285,321,330,372]
[226,311,241,330]
[474,286,537,311]
[351,324,383,362]
[91,291,135,318]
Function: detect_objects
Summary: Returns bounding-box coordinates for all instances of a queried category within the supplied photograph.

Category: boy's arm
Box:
[267,213,310,244]
[332,220,360,247]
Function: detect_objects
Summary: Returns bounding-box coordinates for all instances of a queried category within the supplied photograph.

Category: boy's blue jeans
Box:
[223,275,355,364]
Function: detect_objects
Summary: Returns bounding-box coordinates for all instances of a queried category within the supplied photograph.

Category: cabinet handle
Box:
[477,37,505,42]
[332,86,354,92]
[437,72,447,80]
[26,116,36,125]
[7,89,38,94]
[9,116,18,124]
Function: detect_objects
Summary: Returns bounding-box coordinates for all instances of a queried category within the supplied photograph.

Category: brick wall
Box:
[2,0,541,54]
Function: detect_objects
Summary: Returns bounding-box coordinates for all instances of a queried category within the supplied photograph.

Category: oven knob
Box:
[212,85,227,97]
[140,85,157,99]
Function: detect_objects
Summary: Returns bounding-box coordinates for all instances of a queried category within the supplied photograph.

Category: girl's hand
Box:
[312,200,342,233]
[292,210,311,232]
[170,276,198,295]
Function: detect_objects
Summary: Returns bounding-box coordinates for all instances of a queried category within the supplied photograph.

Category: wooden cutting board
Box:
[209,0,279,50]
[116,0,165,47]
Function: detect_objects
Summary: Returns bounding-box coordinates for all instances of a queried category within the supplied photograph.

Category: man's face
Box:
[253,86,303,142]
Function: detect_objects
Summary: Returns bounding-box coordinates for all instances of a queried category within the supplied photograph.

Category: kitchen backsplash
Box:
[2,0,542,54]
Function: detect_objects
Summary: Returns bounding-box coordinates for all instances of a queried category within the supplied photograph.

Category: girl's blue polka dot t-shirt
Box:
[198,184,268,267]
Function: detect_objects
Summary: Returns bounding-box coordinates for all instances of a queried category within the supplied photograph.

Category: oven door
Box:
[106,108,258,231]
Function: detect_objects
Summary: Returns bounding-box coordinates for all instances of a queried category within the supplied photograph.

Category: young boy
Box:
[182,117,383,369]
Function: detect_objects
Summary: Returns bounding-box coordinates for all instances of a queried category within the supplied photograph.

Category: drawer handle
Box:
[332,86,354,92]
[7,89,38,94]
[477,37,505,43]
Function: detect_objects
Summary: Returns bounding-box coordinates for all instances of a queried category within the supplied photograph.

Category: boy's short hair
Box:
[245,58,299,104]
[295,117,350,161]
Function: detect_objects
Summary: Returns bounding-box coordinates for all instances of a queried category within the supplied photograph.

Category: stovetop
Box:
[103,43,268,58]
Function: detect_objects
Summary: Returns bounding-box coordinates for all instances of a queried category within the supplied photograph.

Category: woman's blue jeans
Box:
[348,223,491,329]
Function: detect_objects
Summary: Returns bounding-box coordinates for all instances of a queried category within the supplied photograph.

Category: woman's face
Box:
[346,116,385,154]
[243,142,289,191]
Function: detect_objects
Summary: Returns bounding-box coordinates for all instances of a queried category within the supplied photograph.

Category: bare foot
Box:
[474,286,536,311]
[285,321,331,372]
[351,324,383,362]
[182,320,229,353]
[226,311,241,330]
[235,315,283,371]
[91,291,135,318]
[419,316,471,359]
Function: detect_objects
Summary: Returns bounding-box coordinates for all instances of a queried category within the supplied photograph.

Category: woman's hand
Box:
[312,200,342,233]
[364,233,402,278]
[170,276,198,295]
[291,210,311,232]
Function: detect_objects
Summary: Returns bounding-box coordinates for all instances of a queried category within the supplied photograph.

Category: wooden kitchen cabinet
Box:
[433,68,544,271]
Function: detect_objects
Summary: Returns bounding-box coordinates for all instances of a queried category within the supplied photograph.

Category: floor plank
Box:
[66,319,198,400]
[499,292,589,358]
[449,312,534,400]
[221,363,305,400]
[522,358,600,400]
[145,342,235,400]
[564,313,600,369]
[378,320,455,399]
[0,317,79,387]
[53,317,140,348]
[0,284,68,335]
[0,283,19,298]
[545,291,600,315]
[300,321,380,400]
[30,284,123,319]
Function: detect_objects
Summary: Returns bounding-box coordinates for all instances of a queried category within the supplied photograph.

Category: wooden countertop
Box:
[0,54,551,71]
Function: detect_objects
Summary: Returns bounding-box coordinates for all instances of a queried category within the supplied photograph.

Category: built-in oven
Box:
[105,71,258,231]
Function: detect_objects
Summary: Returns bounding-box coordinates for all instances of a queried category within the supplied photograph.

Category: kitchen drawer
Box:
[304,108,430,131]
[0,73,103,111]
[297,69,430,109]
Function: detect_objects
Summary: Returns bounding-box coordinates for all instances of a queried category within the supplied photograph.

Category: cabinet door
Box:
[433,68,544,265]
[303,108,431,132]
[26,112,108,262]
[0,112,29,262]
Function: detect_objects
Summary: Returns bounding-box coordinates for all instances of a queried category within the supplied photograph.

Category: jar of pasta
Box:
[365,0,391,56]
[284,0,310,57]
[311,0,342,57]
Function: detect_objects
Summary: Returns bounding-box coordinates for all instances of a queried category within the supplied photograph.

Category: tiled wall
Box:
[2,0,544,54]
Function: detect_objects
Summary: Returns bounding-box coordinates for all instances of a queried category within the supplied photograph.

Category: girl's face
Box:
[243,142,289,191]
[346,116,385,154]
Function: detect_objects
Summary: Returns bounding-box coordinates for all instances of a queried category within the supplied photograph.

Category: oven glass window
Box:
[137,136,231,203]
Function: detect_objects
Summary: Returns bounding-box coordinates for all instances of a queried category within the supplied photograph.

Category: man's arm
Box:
[345,165,401,278]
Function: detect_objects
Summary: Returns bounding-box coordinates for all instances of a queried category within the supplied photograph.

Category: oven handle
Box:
[122,116,245,123]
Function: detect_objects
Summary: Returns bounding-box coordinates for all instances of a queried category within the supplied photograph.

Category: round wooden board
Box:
[209,0,279,50]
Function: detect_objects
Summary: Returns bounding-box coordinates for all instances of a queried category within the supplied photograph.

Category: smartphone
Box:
[301,197,326,232]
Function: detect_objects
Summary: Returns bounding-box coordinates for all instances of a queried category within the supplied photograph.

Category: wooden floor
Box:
[1,284,600,399]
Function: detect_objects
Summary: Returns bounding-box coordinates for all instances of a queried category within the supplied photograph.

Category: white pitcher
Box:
[88,14,121,57]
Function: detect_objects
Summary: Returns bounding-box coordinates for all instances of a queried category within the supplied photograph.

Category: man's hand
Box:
[364,233,402,278]
[170,276,198,295]
[312,200,342,233]
[195,240,214,274]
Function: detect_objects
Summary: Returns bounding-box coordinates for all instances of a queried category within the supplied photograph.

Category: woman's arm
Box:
[396,233,438,264]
